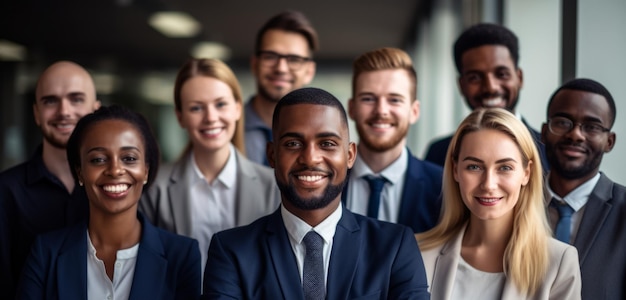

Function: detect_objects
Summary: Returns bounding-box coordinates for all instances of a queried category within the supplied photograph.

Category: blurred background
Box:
[1,0,625,183]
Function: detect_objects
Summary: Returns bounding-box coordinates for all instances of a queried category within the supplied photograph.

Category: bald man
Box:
[0,61,100,297]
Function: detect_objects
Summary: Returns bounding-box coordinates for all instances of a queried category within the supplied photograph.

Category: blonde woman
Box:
[140,58,280,274]
[416,108,581,299]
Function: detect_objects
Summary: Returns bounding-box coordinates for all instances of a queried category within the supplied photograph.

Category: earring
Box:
[143,180,148,185]
[79,181,83,186]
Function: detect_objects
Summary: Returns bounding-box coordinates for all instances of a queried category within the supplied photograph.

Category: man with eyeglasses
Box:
[245,10,318,165]
[542,78,626,300]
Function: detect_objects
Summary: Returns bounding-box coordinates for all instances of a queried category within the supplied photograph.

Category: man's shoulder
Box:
[349,212,412,239]
[0,160,31,189]
[214,212,275,240]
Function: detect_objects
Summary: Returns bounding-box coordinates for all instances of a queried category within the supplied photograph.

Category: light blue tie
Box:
[365,176,387,219]
[302,231,325,300]
[553,199,575,243]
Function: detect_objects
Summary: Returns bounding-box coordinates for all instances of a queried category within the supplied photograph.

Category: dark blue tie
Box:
[553,199,575,243]
[365,176,387,219]
[302,231,324,300]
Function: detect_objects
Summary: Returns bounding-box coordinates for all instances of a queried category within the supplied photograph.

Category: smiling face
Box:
[458,45,523,112]
[542,89,615,181]
[267,104,356,212]
[251,29,315,102]
[176,76,242,153]
[77,119,148,216]
[349,69,419,153]
[34,62,100,149]
[454,129,530,223]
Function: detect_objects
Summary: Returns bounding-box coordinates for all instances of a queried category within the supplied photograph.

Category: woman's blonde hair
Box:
[416,108,550,295]
[173,58,245,156]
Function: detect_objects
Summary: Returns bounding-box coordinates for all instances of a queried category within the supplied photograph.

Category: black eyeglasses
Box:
[256,51,312,70]
[548,116,610,137]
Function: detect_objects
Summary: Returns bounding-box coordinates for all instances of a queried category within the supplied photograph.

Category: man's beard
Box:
[356,120,408,153]
[545,141,603,180]
[42,130,68,149]
[278,169,350,210]
[257,83,284,103]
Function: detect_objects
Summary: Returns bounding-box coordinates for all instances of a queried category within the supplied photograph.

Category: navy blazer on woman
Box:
[203,206,430,299]
[16,213,201,300]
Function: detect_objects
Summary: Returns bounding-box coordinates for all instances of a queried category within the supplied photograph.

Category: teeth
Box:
[56,124,74,129]
[371,123,392,128]
[202,128,222,135]
[298,175,323,182]
[102,184,130,193]
[482,97,504,107]
[478,197,499,203]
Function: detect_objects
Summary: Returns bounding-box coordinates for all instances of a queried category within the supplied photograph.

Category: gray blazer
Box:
[139,149,281,237]
[420,224,581,300]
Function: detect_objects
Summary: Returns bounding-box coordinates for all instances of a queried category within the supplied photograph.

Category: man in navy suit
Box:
[542,78,626,299]
[203,87,429,299]
[343,47,442,233]
[423,23,549,172]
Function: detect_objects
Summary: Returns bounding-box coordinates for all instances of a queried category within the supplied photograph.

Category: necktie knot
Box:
[302,231,324,300]
[365,176,387,219]
[552,199,574,243]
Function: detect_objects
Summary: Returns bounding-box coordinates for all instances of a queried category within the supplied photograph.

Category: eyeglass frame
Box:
[547,116,611,137]
[256,50,313,70]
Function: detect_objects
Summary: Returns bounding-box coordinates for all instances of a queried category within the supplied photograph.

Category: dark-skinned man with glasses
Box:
[542,78,626,300]
[245,11,318,165]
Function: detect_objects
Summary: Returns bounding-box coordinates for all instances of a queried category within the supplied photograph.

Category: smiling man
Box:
[0,61,100,297]
[542,78,626,300]
[244,10,318,165]
[344,47,443,233]
[203,87,429,299]
[423,23,549,172]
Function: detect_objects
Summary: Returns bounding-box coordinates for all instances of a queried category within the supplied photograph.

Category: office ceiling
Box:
[0,0,421,70]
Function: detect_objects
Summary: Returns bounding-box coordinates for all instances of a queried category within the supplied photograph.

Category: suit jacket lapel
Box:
[398,154,436,232]
[431,226,462,300]
[57,225,88,299]
[129,217,168,299]
[326,208,360,300]
[234,150,263,226]
[574,173,613,264]
[265,209,304,299]
[168,154,193,236]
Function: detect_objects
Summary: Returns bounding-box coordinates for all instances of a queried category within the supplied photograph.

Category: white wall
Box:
[577,0,626,183]
[504,0,561,131]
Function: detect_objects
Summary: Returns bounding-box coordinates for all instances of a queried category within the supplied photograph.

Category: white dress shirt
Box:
[280,202,342,289]
[345,148,408,222]
[547,172,601,244]
[87,231,139,300]
[187,144,238,271]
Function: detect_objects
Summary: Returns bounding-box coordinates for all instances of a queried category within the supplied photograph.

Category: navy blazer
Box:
[424,118,549,172]
[203,206,430,299]
[342,151,443,233]
[563,173,626,299]
[16,213,201,300]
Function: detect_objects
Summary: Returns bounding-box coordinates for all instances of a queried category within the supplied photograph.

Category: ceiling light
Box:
[148,11,201,38]
[191,41,231,61]
[0,39,26,61]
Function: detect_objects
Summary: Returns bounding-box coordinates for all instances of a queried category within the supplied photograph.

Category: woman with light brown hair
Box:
[140,58,280,275]
[416,108,581,299]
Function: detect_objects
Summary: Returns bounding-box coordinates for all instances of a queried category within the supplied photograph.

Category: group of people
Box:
[0,9,624,300]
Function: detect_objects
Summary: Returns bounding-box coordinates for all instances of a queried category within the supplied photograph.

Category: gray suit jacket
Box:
[420,224,581,300]
[552,173,626,300]
[139,149,281,237]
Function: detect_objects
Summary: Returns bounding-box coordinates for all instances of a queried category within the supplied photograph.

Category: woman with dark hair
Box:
[17,105,201,299]
[140,58,280,275]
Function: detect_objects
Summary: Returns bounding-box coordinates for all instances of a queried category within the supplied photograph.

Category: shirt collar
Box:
[188,144,238,188]
[351,147,408,184]
[547,172,601,211]
[281,202,343,245]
